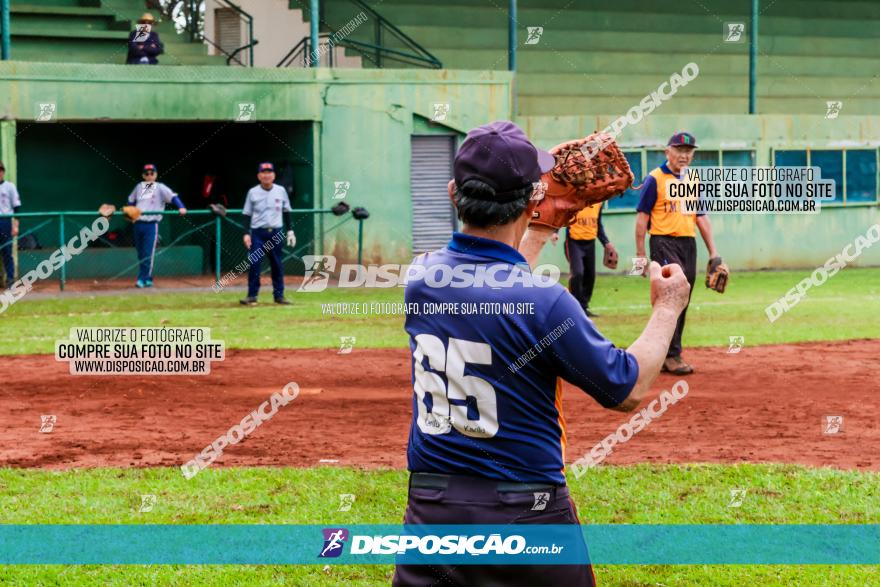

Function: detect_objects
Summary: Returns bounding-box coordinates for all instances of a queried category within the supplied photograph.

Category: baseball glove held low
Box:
[531,132,635,230]
[706,256,730,293]
[122,205,142,223]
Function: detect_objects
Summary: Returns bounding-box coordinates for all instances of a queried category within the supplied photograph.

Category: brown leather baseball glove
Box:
[603,245,619,269]
[530,132,635,230]
[122,205,142,223]
[98,204,116,218]
[706,256,729,293]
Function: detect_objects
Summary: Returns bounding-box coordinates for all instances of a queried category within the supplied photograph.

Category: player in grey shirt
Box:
[240,162,296,305]
[0,161,21,286]
[126,163,187,288]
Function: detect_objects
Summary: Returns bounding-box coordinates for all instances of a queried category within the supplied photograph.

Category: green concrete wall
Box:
[0,63,511,266]
[522,113,880,270]
[0,62,877,270]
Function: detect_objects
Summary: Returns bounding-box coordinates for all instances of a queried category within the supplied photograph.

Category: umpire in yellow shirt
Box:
[635,132,719,375]
[565,203,617,317]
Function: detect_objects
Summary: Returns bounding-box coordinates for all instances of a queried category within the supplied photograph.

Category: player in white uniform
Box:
[0,161,21,286]
[126,164,187,288]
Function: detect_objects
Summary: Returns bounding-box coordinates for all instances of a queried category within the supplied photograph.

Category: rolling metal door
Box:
[215,8,242,63]
[411,135,456,254]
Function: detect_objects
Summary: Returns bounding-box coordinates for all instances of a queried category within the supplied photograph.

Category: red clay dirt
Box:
[1,340,877,470]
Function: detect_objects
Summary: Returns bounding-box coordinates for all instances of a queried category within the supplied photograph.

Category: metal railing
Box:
[183,0,258,67]
[277,0,441,69]
[0,208,367,291]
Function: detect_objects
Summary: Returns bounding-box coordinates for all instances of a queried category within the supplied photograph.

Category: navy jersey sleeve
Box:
[544,292,639,408]
[596,209,609,246]
[636,174,657,215]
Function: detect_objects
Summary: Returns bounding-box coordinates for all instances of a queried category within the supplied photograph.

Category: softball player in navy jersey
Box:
[126,164,187,288]
[393,121,690,586]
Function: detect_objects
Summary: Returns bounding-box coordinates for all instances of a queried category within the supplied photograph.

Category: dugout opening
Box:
[13,121,314,280]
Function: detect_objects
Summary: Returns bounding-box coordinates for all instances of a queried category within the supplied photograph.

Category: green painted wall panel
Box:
[536,206,880,274]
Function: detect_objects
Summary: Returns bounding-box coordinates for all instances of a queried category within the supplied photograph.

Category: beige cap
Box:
[138,12,155,23]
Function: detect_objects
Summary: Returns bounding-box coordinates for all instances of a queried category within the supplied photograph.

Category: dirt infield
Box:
[1,340,877,470]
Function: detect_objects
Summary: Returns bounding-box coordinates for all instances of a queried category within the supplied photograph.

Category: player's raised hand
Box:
[648,261,689,314]
[243,234,252,249]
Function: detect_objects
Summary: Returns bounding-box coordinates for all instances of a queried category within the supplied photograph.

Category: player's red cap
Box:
[142,164,157,173]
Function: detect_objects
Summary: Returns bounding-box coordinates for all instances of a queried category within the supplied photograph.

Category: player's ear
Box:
[447,180,457,207]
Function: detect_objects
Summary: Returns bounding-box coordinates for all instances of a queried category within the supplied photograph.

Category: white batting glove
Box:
[286,230,296,247]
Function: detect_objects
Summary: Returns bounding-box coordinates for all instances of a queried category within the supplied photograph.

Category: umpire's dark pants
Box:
[0,218,15,283]
[392,473,596,587]
[247,227,285,299]
[649,235,697,358]
[565,236,596,311]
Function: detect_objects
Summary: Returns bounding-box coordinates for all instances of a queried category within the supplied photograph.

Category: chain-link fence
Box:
[0,208,364,291]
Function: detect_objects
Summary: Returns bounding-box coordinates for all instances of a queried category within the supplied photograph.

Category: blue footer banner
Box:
[0,525,877,565]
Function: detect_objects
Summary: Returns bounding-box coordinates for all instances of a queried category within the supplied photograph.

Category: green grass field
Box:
[0,465,877,585]
[4,268,880,355]
[1,269,878,585]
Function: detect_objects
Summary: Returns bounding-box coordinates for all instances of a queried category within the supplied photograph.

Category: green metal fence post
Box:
[59,213,65,291]
[508,0,517,71]
[749,0,758,114]
[357,218,364,266]
[1,0,10,60]
[215,215,221,284]
[310,0,320,68]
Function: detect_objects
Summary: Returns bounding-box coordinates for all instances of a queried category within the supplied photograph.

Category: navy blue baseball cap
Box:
[258,162,275,172]
[454,121,554,202]
[668,132,698,148]
[142,164,157,173]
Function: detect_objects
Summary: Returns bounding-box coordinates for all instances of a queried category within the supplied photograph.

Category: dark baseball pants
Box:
[392,473,596,587]
[247,227,284,299]
[133,221,159,282]
[0,218,15,283]
[565,237,596,311]
[649,235,697,358]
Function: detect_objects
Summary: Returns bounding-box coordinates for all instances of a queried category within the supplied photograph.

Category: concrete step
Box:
[372,0,880,20]
[516,94,880,116]
[376,25,880,59]
[515,73,880,98]
[420,48,880,77]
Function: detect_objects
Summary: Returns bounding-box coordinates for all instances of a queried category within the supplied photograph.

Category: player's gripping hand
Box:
[648,261,690,314]
[243,234,252,249]
[178,208,188,216]
[286,230,296,247]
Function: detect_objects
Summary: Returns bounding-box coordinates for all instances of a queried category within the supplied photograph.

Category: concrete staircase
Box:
[9,0,226,65]
[308,0,880,116]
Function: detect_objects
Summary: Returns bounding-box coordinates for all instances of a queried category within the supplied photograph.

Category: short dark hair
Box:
[453,179,531,228]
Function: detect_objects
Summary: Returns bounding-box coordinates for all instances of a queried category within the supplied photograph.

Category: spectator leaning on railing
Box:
[126,13,164,65]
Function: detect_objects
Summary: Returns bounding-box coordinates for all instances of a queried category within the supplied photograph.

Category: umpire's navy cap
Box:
[454,121,554,202]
